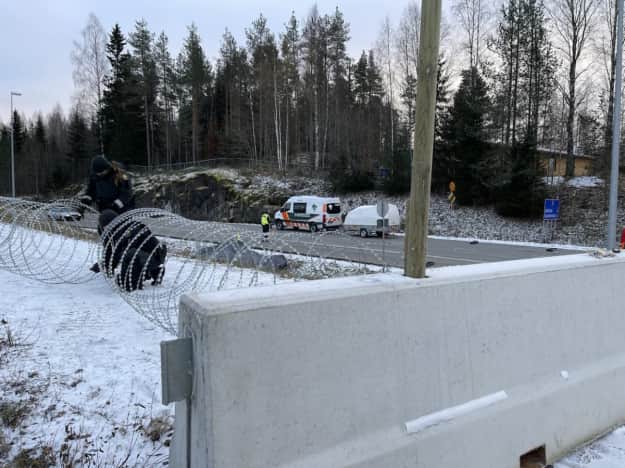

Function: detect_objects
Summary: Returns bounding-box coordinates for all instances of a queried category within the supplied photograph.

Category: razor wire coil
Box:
[0,198,387,334]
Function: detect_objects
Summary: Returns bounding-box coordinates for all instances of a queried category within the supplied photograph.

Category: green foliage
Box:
[435,55,451,140]
[11,111,25,155]
[436,67,492,204]
[101,24,145,165]
[494,144,546,218]
[382,149,411,195]
[328,155,374,193]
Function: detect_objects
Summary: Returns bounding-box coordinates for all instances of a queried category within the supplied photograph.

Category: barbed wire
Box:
[0,197,99,283]
[0,199,387,334]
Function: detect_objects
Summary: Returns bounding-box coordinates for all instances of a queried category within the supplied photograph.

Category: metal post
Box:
[608,0,624,250]
[404,0,442,278]
[9,91,21,198]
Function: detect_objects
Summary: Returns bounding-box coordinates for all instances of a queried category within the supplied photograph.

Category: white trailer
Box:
[343,204,401,238]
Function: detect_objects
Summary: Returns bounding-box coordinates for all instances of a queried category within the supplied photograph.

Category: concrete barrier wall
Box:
[170,254,625,468]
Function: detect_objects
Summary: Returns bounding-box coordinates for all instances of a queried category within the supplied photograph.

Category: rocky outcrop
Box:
[131,168,331,223]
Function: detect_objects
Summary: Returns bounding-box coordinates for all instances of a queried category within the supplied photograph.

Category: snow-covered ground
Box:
[2,224,625,466]
[555,428,625,467]
[0,226,389,466]
[341,192,608,247]
[4,255,625,467]
[0,269,173,466]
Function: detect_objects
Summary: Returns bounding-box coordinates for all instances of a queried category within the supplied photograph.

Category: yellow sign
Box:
[449,181,456,192]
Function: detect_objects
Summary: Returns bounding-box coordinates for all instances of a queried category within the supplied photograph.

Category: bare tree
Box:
[376,16,395,155]
[395,2,421,79]
[548,0,599,176]
[453,0,491,69]
[71,13,108,153]
[592,0,622,168]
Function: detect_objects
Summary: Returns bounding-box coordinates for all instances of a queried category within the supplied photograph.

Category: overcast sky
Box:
[0,0,455,124]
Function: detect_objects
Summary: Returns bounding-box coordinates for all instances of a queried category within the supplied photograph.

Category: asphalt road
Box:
[78,214,581,268]
[220,226,580,268]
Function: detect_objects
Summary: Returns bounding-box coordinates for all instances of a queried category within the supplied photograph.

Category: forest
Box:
[0,0,614,217]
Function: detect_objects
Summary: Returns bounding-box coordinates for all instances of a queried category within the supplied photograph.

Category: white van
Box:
[274,196,342,232]
[343,203,401,238]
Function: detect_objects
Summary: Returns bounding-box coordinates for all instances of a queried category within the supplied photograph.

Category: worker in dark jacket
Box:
[85,155,134,214]
[94,209,167,291]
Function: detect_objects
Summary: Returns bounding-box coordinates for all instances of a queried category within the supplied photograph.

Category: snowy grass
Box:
[0,269,173,466]
[2,216,624,466]
[555,427,625,467]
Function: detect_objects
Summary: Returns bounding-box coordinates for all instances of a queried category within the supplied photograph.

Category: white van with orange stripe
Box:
[274,196,342,232]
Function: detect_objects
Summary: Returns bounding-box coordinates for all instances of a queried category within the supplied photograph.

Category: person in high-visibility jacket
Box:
[261,212,271,241]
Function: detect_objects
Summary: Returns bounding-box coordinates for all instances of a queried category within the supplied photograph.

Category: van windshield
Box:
[326,203,341,214]
[293,203,307,214]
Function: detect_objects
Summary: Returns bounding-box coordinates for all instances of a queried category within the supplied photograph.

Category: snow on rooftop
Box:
[542,176,604,187]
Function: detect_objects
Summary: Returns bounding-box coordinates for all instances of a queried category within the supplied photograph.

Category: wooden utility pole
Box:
[404,0,442,278]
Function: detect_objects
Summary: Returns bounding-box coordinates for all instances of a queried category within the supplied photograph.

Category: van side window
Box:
[326,203,341,214]
[293,202,307,214]
[282,203,291,212]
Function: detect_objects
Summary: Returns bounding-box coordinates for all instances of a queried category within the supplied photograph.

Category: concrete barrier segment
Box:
[170,252,625,468]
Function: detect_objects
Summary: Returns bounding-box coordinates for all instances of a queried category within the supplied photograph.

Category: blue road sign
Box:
[544,199,560,220]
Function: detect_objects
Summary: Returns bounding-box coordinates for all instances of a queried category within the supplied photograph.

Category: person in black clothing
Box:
[85,155,134,214]
[84,154,135,273]
[95,209,167,291]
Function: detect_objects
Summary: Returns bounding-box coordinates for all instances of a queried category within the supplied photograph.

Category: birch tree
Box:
[548,0,599,176]
[453,0,491,69]
[71,13,108,152]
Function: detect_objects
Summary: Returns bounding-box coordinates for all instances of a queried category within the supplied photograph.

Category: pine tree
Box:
[101,24,145,165]
[438,67,491,204]
[353,52,369,104]
[179,24,210,162]
[301,6,326,169]
[435,55,452,140]
[0,125,10,194]
[129,19,159,167]
[154,31,176,166]
[246,14,280,164]
[32,114,47,194]
[326,7,350,167]
[11,111,25,155]
[491,0,555,217]
[400,73,417,135]
[66,110,90,184]
[281,13,301,164]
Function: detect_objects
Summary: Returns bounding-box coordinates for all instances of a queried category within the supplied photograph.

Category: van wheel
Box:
[310,223,319,233]
[360,229,368,238]
[276,220,284,230]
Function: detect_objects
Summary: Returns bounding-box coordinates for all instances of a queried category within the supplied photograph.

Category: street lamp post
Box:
[608,0,624,250]
[10,91,22,198]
